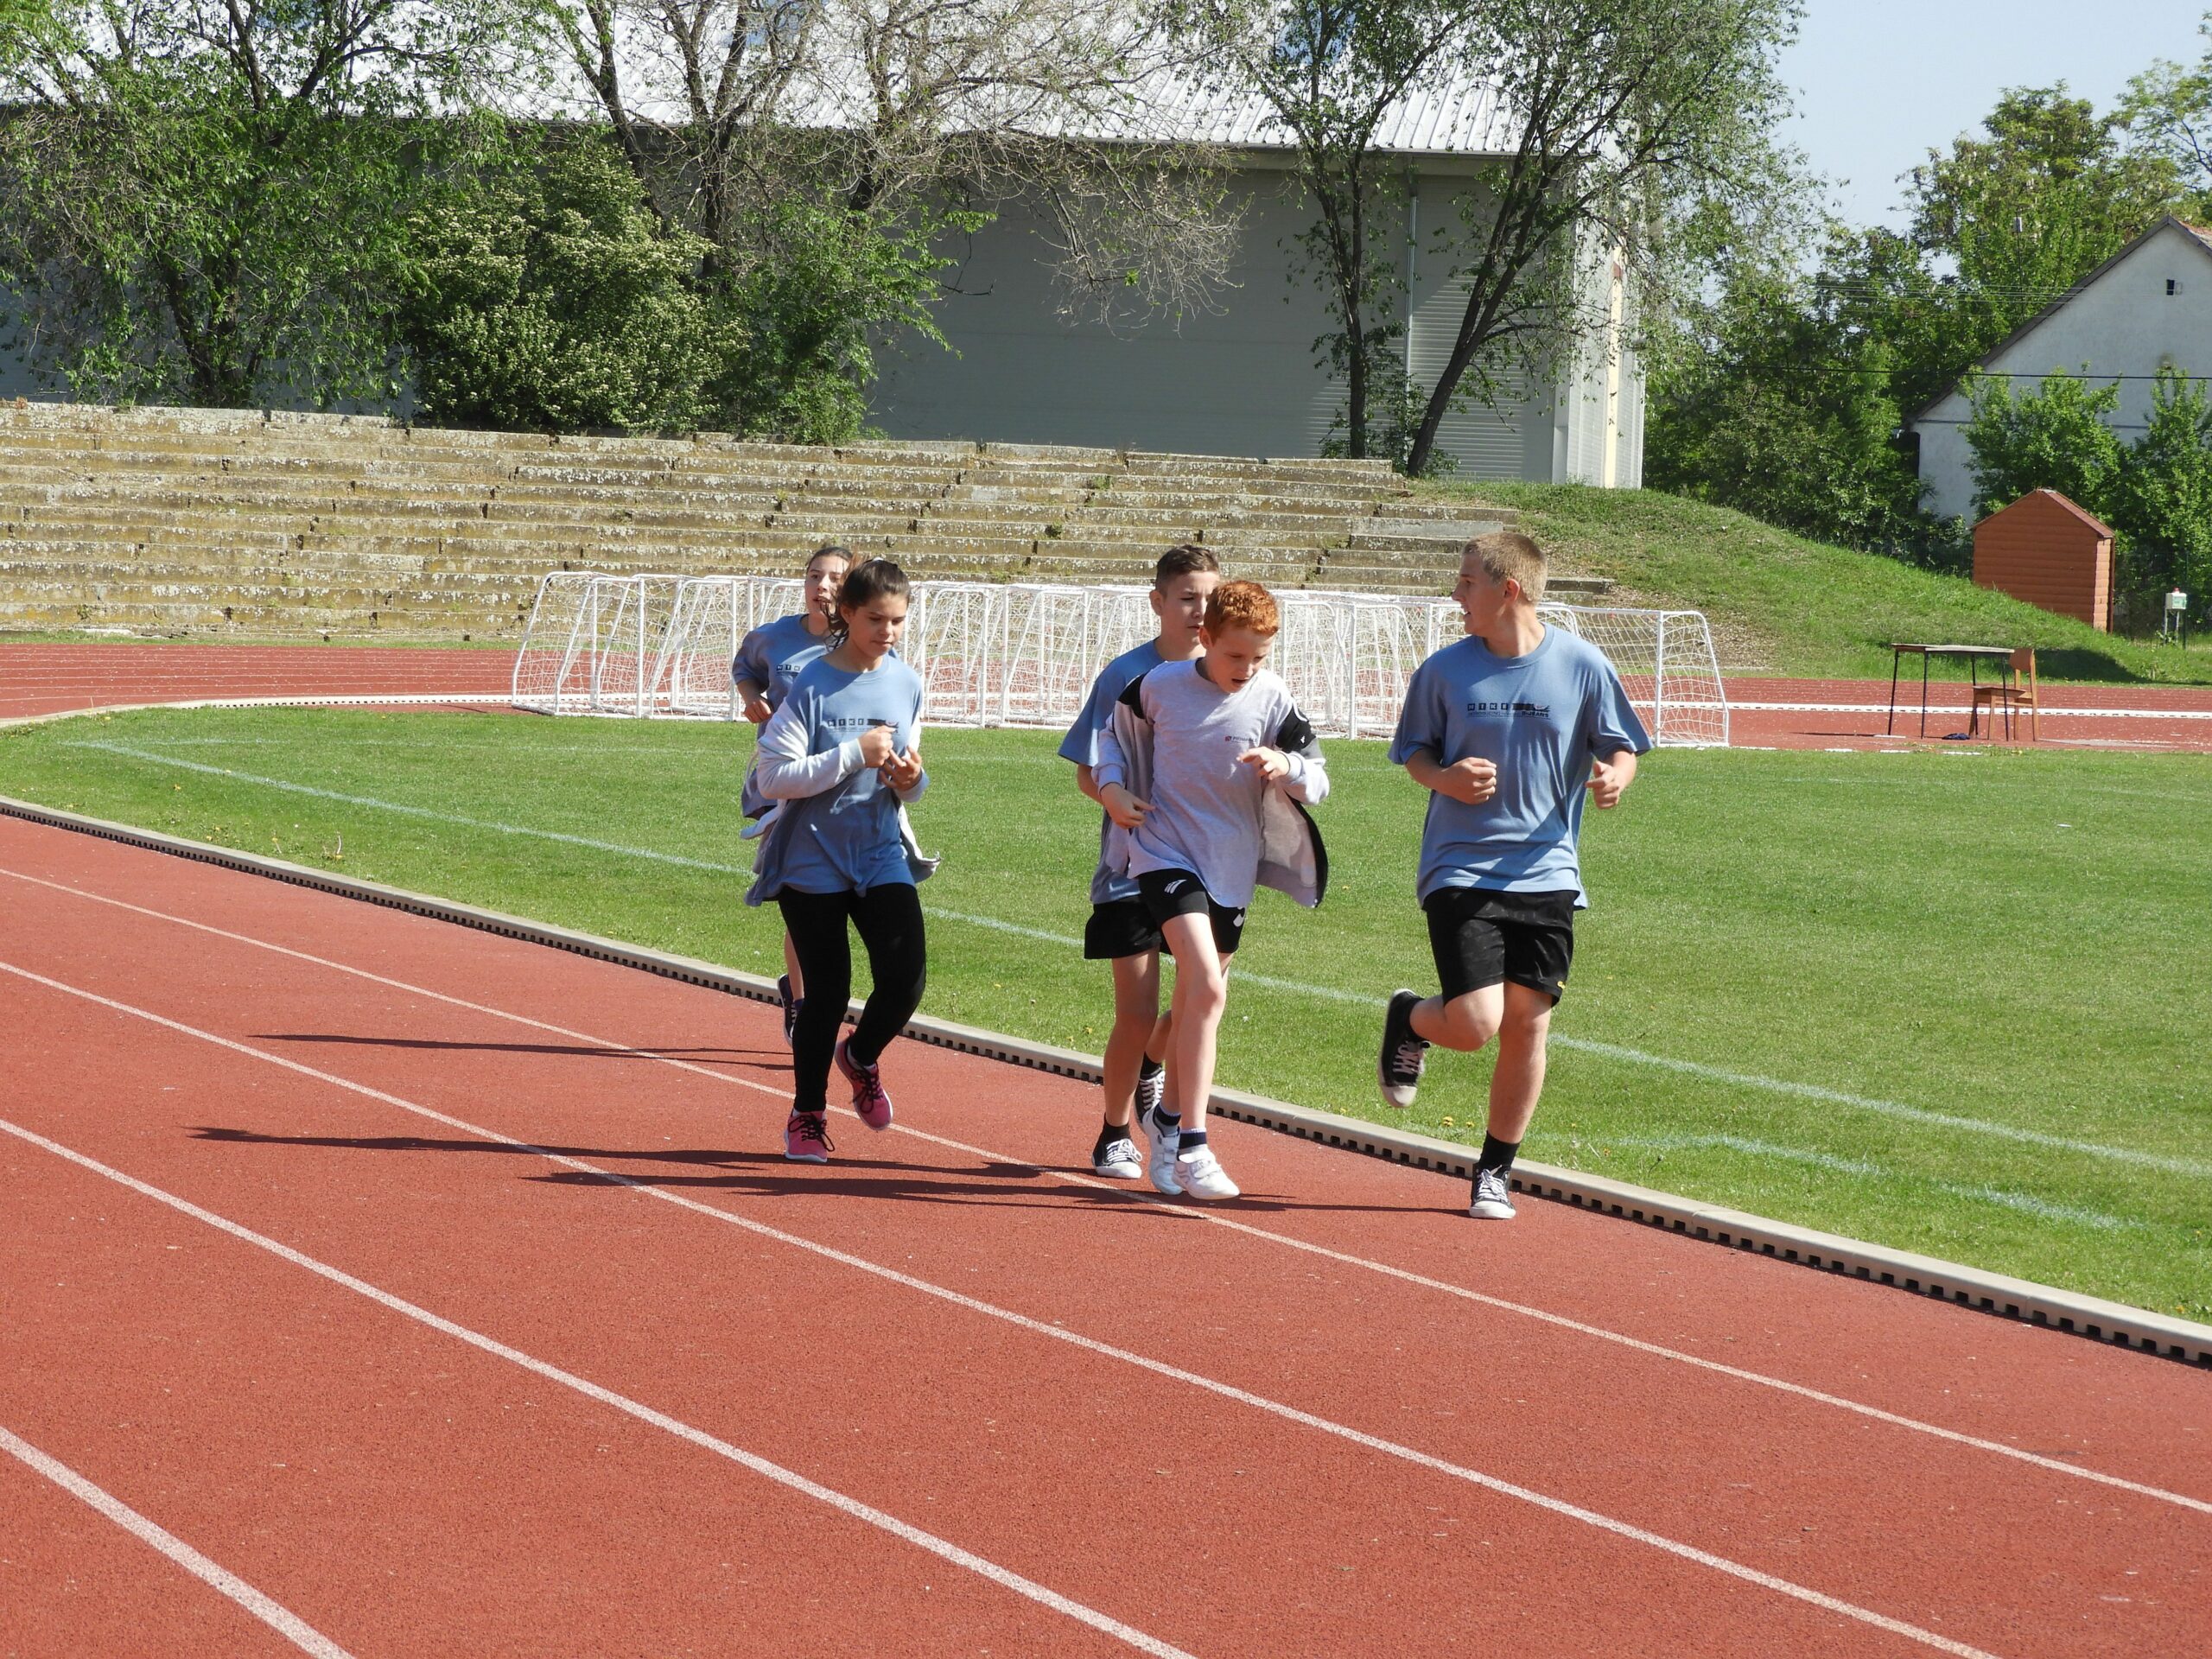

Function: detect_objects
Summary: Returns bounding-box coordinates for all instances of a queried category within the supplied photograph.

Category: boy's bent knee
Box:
[1431,991,1500,1051]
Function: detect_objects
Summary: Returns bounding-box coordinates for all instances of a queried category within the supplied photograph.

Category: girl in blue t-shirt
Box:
[747,560,932,1164]
[733,543,850,1041]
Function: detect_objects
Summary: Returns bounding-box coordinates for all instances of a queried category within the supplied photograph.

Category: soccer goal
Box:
[512,572,1729,745]
[510,572,685,717]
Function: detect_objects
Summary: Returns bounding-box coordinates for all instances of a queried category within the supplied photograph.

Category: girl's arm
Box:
[754,697,861,800]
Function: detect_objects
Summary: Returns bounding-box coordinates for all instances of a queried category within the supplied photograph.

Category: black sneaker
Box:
[1378,989,1429,1109]
[1469,1166,1517,1220]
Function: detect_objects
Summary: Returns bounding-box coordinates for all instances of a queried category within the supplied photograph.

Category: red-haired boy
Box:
[1094,580,1329,1200]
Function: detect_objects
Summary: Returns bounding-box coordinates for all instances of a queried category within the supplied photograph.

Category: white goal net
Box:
[513,574,1727,746]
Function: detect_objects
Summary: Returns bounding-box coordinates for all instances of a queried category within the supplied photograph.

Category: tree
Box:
[1174,0,1465,462]
[2109,365,2212,608]
[1961,370,2125,521]
[1399,0,1802,479]
[2119,11,2212,218]
[402,137,747,434]
[1644,223,1943,558]
[550,0,1240,438]
[0,2,540,407]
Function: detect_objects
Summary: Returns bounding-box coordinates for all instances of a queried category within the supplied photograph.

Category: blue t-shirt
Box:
[734,612,833,707]
[1388,628,1649,906]
[750,655,927,899]
[1058,639,1164,905]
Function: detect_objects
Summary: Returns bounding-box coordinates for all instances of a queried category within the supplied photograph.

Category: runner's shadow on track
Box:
[252,1032,786,1065]
[189,1127,1332,1212]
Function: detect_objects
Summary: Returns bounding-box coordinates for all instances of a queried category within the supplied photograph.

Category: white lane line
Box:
[0,1424,354,1659]
[6,863,2206,1518]
[1611,1135,2139,1231]
[43,744,2203,1178]
[0,972,2005,1659]
[0,1109,1191,1659]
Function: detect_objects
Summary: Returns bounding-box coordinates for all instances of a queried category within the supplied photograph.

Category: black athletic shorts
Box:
[1136,868,1247,958]
[1423,886,1577,1002]
[1084,896,1165,961]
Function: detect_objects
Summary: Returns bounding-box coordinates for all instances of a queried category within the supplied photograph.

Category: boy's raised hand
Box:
[1098,782,1151,830]
[1436,755,1497,805]
[1237,746,1289,782]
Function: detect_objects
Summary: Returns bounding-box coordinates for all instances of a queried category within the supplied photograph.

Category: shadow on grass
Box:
[190,1124,1422,1216]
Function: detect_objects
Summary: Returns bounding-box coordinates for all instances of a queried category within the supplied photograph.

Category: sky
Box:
[1781,0,2209,229]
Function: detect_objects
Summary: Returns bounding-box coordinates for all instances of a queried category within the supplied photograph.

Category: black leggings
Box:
[776,884,928,1112]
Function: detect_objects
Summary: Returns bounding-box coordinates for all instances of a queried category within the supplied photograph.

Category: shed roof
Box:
[1976,488,2115,538]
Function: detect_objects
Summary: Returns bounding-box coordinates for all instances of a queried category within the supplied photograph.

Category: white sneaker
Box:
[1175,1145,1240,1201]
[1093,1135,1143,1179]
[1143,1109,1181,1195]
[1469,1166,1517,1220]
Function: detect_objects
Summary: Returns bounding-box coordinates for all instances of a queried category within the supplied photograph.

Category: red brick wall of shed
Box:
[1974,497,2111,628]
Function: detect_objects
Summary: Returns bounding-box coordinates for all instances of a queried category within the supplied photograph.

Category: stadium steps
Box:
[0,404,1563,639]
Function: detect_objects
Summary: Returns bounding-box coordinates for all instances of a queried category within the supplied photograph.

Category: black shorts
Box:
[1136,868,1247,958]
[1084,896,1165,961]
[1424,887,1577,1002]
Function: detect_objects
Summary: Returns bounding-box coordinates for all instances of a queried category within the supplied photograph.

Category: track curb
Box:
[3,790,2207,1369]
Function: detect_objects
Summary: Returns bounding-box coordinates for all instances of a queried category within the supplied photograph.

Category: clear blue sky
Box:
[1781,1,2209,228]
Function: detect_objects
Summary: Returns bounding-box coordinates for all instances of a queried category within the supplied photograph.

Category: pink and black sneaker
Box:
[835,1037,894,1130]
[784,1110,833,1163]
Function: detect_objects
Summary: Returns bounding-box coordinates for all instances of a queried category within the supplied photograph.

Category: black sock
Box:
[1478,1133,1520,1173]
[1094,1119,1130,1158]
[1138,1056,1163,1080]
[1151,1106,1180,1129]
[1178,1128,1209,1154]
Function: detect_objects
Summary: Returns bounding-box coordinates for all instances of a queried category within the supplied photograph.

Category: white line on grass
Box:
[57,742,2212,1179]
[4,862,2203,1517]
[0,972,2014,1656]
[0,1424,355,1658]
[1610,1135,2139,1231]
[0,1108,1192,1658]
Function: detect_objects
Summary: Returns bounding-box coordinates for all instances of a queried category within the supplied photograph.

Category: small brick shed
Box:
[1973,489,2114,630]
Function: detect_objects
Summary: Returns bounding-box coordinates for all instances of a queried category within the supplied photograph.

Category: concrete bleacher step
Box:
[0,404,1550,639]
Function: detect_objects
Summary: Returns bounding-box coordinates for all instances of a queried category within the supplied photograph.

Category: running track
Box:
[3,812,2207,1657]
[4,643,2212,750]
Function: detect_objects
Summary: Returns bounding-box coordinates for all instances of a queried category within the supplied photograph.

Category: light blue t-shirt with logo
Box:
[734,612,833,707]
[746,655,928,902]
[1388,628,1649,906]
[1058,639,1164,905]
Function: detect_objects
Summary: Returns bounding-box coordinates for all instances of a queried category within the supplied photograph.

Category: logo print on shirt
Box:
[1465,700,1550,717]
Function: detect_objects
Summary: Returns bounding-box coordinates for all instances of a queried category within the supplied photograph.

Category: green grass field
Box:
[3,704,2208,1319]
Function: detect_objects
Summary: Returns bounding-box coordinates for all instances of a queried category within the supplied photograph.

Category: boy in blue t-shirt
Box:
[1381,532,1649,1220]
[1058,544,1219,1179]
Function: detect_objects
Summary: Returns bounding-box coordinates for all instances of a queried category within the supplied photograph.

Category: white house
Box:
[1911,216,2212,522]
[871,74,1643,484]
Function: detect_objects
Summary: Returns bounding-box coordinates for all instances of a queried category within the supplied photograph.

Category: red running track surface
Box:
[7,643,2212,750]
[1,813,2207,1657]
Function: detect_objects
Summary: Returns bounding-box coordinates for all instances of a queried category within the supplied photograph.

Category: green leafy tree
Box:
[402,138,747,435]
[1645,226,1942,558]
[2109,366,2212,611]
[1961,369,2125,520]
[0,2,541,408]
[2119,11,2212,219]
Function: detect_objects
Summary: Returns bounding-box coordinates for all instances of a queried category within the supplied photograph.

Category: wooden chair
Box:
[1970,646,2039,742]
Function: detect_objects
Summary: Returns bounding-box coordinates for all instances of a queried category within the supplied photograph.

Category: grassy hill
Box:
[1417,481,2212,685]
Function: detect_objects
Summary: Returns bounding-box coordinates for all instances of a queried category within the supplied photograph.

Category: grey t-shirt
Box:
[1095,658,1327,909]
[1058,639,1164,906]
